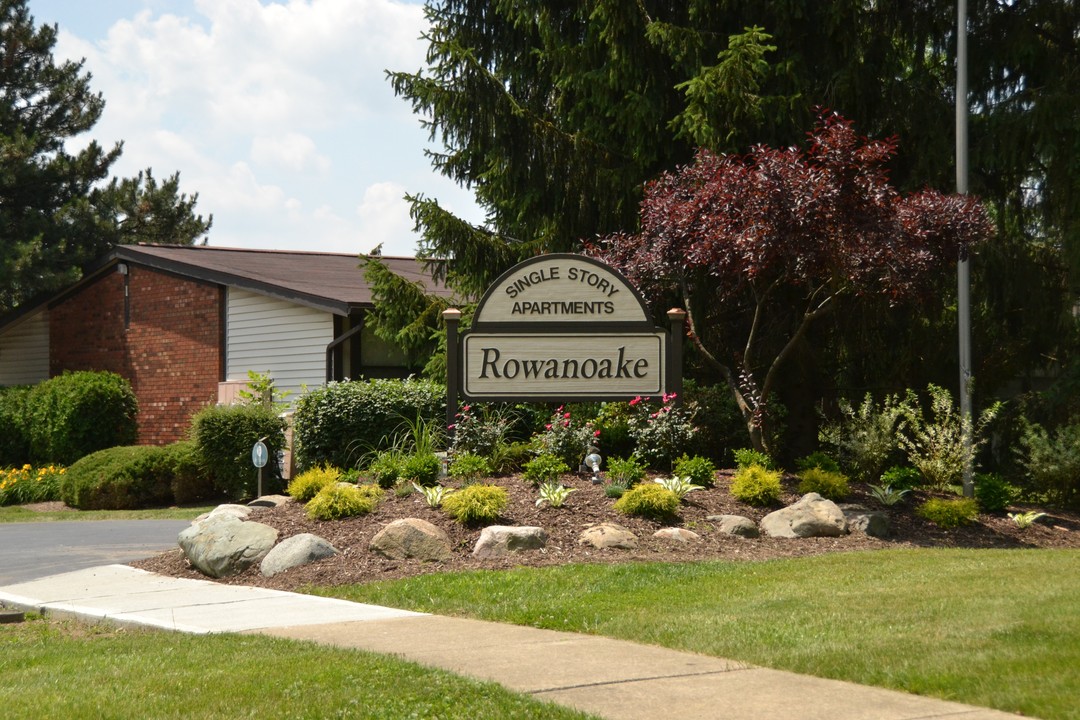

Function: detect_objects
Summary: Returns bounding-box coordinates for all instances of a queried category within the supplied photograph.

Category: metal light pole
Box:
[957,0,974,498]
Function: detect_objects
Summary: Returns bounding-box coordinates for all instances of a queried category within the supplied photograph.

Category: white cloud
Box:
[356,181,415,256]
[250,133,331,174]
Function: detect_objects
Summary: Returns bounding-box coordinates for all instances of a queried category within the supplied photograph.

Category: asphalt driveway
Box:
[0,519,189,585]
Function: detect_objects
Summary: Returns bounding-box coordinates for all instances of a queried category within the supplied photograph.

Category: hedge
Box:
[293,378,445,470]
[190,403,287,501]
[25,371,138,465]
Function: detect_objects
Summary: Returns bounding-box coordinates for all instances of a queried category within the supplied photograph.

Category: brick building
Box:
[0,245,447,445]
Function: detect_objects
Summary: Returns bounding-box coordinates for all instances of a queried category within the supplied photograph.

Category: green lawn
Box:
[310,548,1080,720]
[0,505,214,523]
[0,616,596,720]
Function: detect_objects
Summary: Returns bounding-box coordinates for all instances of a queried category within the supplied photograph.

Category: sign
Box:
[444,254,686,417]
[251,440,268,469]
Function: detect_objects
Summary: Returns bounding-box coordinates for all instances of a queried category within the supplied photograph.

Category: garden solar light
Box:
[584,453,602,484]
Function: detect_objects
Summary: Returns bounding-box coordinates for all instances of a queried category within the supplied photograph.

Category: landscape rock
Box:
[178,514,279,578]
[472,525,548,558]
[841,505,890,539]
[707,514,760,538]
[653,527,700,543]
[260,533,338,577]
[195,503,252,523]
[578,523,637,550]
[248,495,292,508]
[370,518,452,561]
[760,493,848,538]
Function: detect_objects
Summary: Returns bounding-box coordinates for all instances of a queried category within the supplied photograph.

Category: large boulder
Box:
[194,503,252,522]
[707,514,760,538]
[260,533,338,577]
[578,523,637,550]
[369,518,452,561]
[760,493,847,538]
[841,505,890,539]
[178,513,279,578]
[473,526,548,558]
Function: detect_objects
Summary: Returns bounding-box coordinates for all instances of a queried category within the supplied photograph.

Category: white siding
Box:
[225,288,334,403]
[0,310,49,386]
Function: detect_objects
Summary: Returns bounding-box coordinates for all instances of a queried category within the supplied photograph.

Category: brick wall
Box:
[50,265,222,445]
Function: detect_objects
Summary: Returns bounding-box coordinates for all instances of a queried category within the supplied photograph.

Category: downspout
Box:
[325,322,365,382]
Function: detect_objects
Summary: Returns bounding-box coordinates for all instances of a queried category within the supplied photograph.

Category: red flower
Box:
[563,412,571,419]
[545,424,552,430]
[594,429,602,437]
[629,396,641,407]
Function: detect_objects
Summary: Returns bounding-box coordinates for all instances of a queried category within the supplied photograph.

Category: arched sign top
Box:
[473,254,652,327]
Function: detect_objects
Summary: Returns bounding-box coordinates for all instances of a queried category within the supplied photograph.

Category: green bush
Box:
[305,482,383,521]
[605,455,647,486]
[733,448,775,471]
[818,392,911,482]
[916,497,979,528]
[401,452,441,486]
[448,453,493,484]
[672,454,716,488]
[1017,419,1080,507]
[795,451,841,474]
[367,450,406,489]
[797,467,850,501]
[613,483,680,519]
[880,465,923,490]
[683,381,746,464]
[287,465,343,502]
[190,403,287,501]
[441,484,508,524]
[522,454,569,486]
[974,473,1016,513]
[162,440,216,505]
[293,379,445,469]
[488,440,533,474]
[60,446,175,510]
[26,371,138,465]
[730,464,783,506]
[0,385,32,467]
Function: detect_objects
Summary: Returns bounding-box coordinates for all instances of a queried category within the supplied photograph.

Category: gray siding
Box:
[225,288,334,402]
[0,310,49,386]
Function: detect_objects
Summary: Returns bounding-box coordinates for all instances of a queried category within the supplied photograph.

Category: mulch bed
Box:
[132,471,1080,592]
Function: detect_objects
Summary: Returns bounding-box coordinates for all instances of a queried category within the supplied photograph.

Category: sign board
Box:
[445,254,685,417]
[251,440,268,468]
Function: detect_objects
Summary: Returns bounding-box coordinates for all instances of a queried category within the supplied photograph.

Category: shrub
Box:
[0,385,32,467]
[683,381,746,464]
[604,481,628,498]
[591,402,635,461]
[522,454,570,486]
[916,497,979,528]
[0,464,65,506]
[163,440,216,505]
[605,455,647,486]
[974,473,1015,513]
[190,403,287,501]
[488,440,533,474]
[414,483,455,507]
[613,483,680,519]
[795,451,841,474]
[1016,419,1080,507]
[305,482,383,520]
[880,465,923,490]
[26,371,138,465]
[441,484,508,524]
[867,483,910,506]
[797,468,850,501]
[626,394,696,469]
[536,482,576,508]
[534,406,599,468]
[733,448,775,471]
[819,391,911,482]
[292,378,445,469]
[730,465,782,506]
[448,453,493,484]
[60,446,174,510]
[672,454,716,487]
[653,475,704,501]
[898,384,1000,490]
[401,452,442,486]
[450,403,515,458]
[287,465,343,502]
[367,450,406,489]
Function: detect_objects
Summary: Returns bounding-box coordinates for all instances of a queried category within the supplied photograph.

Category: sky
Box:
[29,0,484,257]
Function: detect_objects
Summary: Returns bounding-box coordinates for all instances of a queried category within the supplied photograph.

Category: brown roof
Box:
[107,244,449,316]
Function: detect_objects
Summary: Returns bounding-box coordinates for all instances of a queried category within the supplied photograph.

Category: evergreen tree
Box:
[0,0,210,313]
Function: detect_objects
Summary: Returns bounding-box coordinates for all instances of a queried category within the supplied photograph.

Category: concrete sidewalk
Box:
[0,565,1025,720]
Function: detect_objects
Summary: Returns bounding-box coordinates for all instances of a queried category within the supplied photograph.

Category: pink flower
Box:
[462,404,471,412]
[563,420,570,427]
[629,396,641,407]
[594,429,602,437]
[447,424,456,430]
[545,424,552,430]
[563,412,571,419]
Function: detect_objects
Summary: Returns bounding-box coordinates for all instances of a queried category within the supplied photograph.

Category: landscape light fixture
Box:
[584,453,602,484]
